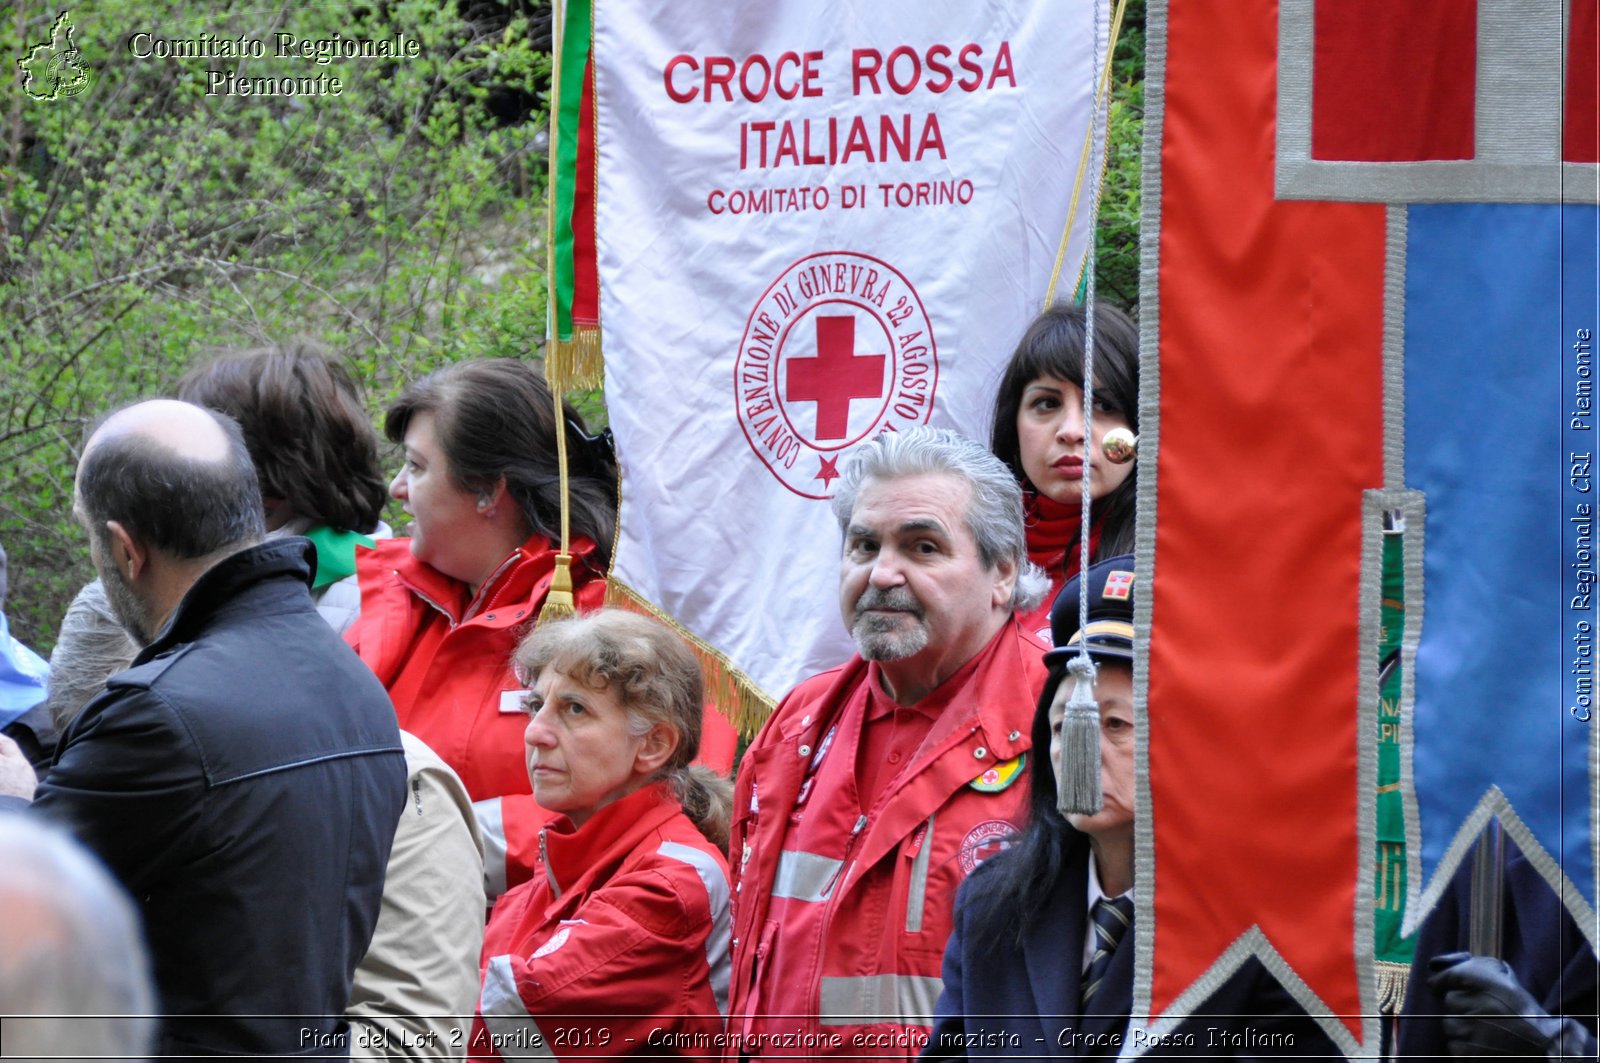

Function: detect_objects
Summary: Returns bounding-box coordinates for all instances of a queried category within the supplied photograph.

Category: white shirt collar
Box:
[1082,855,1135,972]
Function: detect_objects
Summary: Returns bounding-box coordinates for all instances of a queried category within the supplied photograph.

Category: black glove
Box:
[1427,952,1597,1060]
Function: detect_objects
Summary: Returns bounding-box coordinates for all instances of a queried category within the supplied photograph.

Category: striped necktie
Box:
[1081,895,1134,1006]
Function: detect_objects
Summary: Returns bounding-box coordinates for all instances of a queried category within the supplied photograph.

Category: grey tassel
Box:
[1056,654,1103,817]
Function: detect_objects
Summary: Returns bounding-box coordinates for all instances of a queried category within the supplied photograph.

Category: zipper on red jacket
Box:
[398,548,528,628]
[408,585,459,627]
[538,828,562,898]
[463,551,524,622]
[798,812,870,1035]
[389,561,465,629]
[820,814,868,898]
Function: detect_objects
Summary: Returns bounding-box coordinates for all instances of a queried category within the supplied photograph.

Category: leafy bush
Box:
[1096,0,1144,313]
[1,1,552,648]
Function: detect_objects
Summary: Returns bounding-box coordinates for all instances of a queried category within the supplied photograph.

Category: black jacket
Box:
[29,539,406,1057]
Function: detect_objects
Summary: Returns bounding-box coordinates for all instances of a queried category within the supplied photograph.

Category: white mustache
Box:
[855,587,924,617]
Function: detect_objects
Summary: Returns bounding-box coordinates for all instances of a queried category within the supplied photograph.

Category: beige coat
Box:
[348,731,486,1061]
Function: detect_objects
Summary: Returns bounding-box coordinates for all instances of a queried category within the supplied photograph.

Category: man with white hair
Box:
[726,426,1051,1059]
[0,399,406,1058]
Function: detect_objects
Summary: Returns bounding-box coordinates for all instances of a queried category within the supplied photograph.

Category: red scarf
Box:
[1024,489,1102,587]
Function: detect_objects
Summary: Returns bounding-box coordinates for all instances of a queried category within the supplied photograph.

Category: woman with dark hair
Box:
[470,609,731,1061]
[989,303,1139,638]
[177,341,389,632]
[345,358,736,898]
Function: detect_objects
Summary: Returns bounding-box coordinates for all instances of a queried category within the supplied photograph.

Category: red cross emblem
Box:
[735,250,938,499]
[786,315,888,441]
[959,819,1019,874]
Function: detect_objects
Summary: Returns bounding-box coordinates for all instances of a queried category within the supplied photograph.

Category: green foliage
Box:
[1095,0,1144,314]
[1,2,553,649]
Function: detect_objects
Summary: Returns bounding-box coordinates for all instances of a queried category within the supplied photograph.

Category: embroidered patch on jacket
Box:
[968,753,1025,792]
[531,920,588,959]
[533,927,571,958]
[958,819,1018,874]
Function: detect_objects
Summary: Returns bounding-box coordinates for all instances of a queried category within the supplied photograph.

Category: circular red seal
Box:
[734,251,938,499]
[958,819,1019,875]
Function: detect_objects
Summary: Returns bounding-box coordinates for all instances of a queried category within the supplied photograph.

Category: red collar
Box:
[539,781,680,897]
[364,533,598,624]
[798,618,1041,762]
[864,647,984,723]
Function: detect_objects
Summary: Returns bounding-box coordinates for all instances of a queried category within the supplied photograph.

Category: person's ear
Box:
[634,723,680,776]
[991,555,1018,609]
[105,520,147,581]
[477,478,509,516]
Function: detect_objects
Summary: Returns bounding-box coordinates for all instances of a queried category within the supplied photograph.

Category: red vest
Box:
[727,619,1046,1058]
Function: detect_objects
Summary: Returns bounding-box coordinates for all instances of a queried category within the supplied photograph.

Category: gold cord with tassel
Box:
[537,379,578,625]
[541,551,577,622]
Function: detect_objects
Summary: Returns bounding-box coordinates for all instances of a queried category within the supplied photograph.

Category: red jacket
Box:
[470,782,731,1061]
[726,619,1046,1059]
[346,536,738,895]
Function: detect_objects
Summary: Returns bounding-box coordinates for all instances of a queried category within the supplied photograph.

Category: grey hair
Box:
[830,426,1050,613]
[46,580,140,736]
[0,817,156,1060]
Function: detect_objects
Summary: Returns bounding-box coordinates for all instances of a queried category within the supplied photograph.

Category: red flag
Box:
[1139,0,1384,1046]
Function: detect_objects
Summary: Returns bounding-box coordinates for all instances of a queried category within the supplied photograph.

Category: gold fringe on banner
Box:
[545,327,605,393]
[605,579,777,737]
[1373,961,1411,1014]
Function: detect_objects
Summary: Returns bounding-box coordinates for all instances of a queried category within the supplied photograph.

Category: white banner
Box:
[595,0,1106,705]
